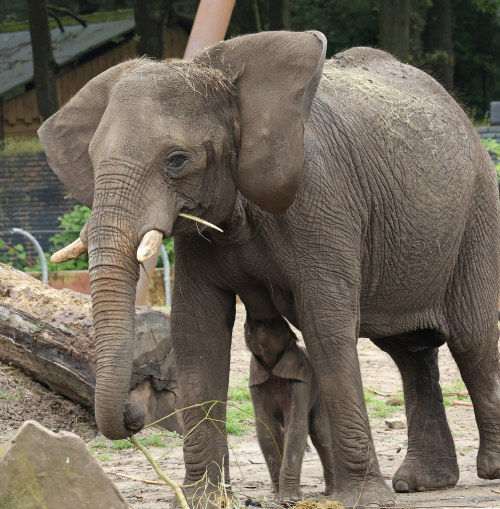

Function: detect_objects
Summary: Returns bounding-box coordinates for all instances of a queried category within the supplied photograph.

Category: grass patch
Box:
[226,400,255,436]
[364,389,404,419]
[226,378,254,436]
[95,453,112,462]
[227,378,251,403]
[0,137,43,153]
[442,380,471,407]
[114,432,168,450]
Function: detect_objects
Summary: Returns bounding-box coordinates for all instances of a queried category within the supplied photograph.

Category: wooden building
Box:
[0,18,188,139]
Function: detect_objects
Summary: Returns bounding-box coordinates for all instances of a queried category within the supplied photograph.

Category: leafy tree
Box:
[423,0,454,90]
[453,0,500,118]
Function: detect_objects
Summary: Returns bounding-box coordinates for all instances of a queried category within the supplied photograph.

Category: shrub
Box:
[41,204,174,271]
[482,138,500,180]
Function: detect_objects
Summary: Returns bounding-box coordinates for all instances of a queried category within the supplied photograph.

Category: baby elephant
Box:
[244,315,334,501]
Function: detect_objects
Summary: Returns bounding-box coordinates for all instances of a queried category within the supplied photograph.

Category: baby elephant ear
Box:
[37,60,147,208]
[194,31,327,214]
[272,347,313,383]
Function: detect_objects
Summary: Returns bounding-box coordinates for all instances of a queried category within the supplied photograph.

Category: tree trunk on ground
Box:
[269,0,290,30]
[133,0,171,58]
[27,0,59,120]
[0,264,182,433]
[423,0,454,90]
[379,0,410,61]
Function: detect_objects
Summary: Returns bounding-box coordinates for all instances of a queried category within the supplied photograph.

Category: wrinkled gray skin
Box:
[38,30,500,508]
[245,315,334,500]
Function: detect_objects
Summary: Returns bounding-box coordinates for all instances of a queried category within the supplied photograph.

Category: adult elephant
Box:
[38,31,500,507]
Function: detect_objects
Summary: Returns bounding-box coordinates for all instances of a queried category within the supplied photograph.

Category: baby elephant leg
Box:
[252,393,283,493]
[279,382,311,501]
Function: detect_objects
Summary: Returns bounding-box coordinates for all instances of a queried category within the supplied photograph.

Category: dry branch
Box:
[451,400,473,407]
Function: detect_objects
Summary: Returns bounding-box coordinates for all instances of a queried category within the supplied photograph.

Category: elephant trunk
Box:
[87,207,144,440]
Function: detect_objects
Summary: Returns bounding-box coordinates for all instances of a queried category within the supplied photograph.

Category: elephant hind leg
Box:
[444,189,500,481]
[371,337,459,492]
[445,308,500,481]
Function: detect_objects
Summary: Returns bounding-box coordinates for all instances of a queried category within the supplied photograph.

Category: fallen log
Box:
[0,263,182,433]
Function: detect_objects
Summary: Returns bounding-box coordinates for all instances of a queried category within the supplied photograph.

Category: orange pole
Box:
[135,0,235,306]
[184,0,236,58]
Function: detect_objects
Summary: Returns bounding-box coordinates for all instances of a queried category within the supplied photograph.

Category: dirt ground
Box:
[1,307,500,508]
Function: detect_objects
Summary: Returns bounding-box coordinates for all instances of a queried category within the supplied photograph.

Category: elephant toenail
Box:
[393,479,410,493]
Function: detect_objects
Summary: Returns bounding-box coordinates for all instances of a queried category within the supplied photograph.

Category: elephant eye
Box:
[165,154,188,170]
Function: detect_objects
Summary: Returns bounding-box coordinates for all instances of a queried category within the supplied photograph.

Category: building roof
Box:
[0,18,134,98]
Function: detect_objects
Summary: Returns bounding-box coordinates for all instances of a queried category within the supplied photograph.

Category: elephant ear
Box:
[193,31,327,214]
[37,60,147,208]
[272,346,312,383]
[248,355,270,386]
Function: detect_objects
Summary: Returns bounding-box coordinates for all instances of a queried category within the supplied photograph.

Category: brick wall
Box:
[0,151,76,259]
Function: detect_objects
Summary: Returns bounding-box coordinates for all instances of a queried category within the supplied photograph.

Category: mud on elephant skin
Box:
[38,29,500,508]
[245,315,334,501]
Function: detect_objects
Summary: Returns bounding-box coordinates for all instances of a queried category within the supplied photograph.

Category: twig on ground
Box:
[364,386,393,397]
[130,435,189,509]
[110,472,167,485]
[451,400,473,407]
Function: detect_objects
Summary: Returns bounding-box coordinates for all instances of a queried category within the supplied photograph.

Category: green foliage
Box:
[453,0,500,116]
[0,238,31,270]
[158,237,175,268]
[482,138,500,179]
[43,205,91,271]
[39,204,174,271]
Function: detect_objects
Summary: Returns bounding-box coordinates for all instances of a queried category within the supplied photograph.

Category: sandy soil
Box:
[1,308,500,508]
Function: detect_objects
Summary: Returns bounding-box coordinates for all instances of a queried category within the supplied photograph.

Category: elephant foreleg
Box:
[171,274,236,505]
[371,338,459,492]
[309,400,335,495]
[299,282,394,508]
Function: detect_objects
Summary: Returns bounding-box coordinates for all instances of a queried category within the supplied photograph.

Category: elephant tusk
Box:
[137,230,164,263]
[50,238,87,264]
[178,213,223,233]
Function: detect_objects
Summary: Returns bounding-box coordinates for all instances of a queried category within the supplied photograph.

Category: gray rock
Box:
[0,420,128,508]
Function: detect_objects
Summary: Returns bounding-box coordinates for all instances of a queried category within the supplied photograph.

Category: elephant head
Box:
[38,31,326,440]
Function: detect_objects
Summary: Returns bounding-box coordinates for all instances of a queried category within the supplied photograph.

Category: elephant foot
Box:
[322,480,335,496]
[330,479,394,508]
[392,455,459,492]
[276,488,302,504]
[477,445,500,480]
